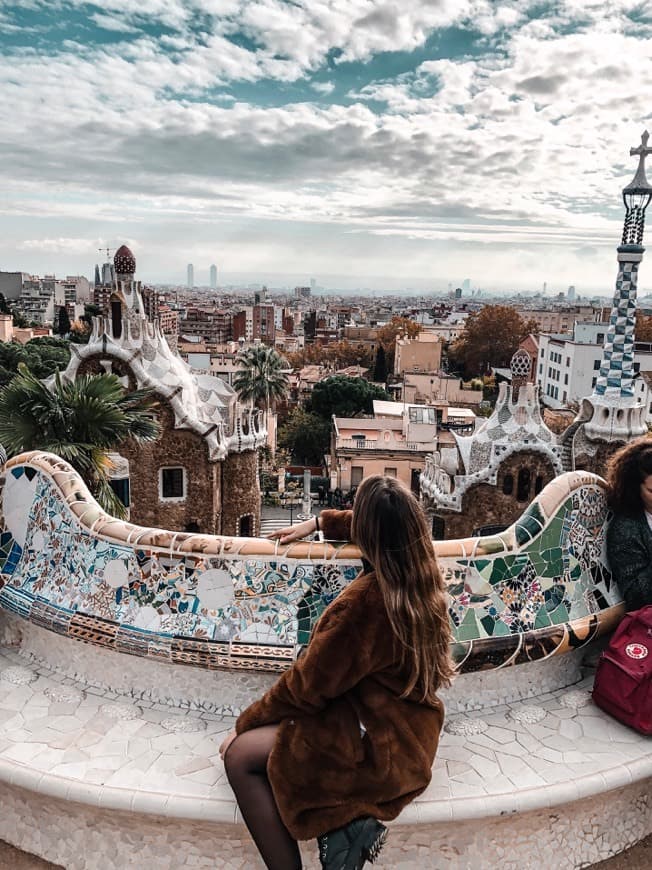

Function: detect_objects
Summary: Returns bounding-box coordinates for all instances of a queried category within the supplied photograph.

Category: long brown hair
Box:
[351,475,454,703]
[605,437,652,515]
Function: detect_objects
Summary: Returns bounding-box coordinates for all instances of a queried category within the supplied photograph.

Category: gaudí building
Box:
[55,245,266,536]
[422,133,652,538]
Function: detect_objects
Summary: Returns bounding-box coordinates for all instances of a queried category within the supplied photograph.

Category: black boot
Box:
[317,817,387,870]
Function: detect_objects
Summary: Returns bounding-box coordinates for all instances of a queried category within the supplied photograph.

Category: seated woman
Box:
[606,438,652,611]
[219,475,454,870]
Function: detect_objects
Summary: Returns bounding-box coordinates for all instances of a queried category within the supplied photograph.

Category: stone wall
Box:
[575,440,626,479]
[119,402,220,534]
[432,451,557,539]
[220,451,261,536]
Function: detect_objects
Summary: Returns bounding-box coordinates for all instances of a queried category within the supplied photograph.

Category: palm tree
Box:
[0,364,159,518]
[233,345,290,414]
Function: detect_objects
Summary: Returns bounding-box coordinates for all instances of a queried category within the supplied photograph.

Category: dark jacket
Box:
[607,512,652,611]
[235,509,445,840]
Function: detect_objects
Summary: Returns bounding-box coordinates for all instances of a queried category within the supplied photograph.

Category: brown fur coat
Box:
[235,510,445,840]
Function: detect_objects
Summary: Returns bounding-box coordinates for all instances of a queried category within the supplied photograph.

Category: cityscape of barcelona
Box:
[0,2,650,869]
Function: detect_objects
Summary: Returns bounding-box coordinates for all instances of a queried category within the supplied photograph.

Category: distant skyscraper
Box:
[567,284,576,301]
[187,263,194,288]
[462,278,471,292]
[455,287,463,299]
[94,264,101,286]
[210,264,217,289]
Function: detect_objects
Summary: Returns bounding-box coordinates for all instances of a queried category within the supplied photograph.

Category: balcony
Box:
[336,437,436,452]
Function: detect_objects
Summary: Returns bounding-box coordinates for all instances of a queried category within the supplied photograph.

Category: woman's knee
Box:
[223,726,278,781]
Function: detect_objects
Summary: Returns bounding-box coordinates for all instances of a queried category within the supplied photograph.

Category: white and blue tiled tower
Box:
[582,132,651,442]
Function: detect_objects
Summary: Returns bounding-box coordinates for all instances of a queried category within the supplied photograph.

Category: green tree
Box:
[81,303,102,328]
[0,338,71,386]
[55,305,71,337]
[373,344,387,383]
[233,345,290,413]
[278,408,331,466]
[0,365,159,518]
[11,309,29,328]
[448,306,538,378]
[310,375,390,419]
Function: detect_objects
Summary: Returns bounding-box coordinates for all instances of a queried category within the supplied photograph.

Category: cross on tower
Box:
[630,130,652,169]
[625,130,652,194]
[98,246,113,261]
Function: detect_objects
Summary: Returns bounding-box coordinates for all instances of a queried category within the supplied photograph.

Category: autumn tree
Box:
[286,340,373,371]
[448,305,538,378]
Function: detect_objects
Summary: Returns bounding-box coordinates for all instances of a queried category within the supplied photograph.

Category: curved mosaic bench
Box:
[1,452,649,869]
[0,451,624,679]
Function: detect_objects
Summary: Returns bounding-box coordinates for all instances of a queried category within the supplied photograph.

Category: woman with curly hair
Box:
[606,437,652,611]
[218,474,454,870]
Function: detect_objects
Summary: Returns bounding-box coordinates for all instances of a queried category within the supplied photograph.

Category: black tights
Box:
[224,725,302,870]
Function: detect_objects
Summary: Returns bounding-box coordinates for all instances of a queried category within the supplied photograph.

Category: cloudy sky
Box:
[1,1,652,292]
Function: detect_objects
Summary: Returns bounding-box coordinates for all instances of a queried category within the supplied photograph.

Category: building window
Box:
[384,467,397,478]
[432,516,445,539]
[109,477,130,508]
[593,359,601,370]
[160,467,186,500]
[539,363,543,375]
[517,468,531,502]
[564,374,568,385]
[502,473,514,495]
[566,357,570,366]
[634,362,640,373]
[563,391,567,401]
[238,514,254,536]
[597,333,604,344]
[592,377,597,388]
[534,475,544,495]
[351,466,363,486]
[409,407,436,424]
[110,296,122,339]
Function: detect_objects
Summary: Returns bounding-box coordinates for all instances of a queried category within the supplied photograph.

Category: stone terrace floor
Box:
[0,642,650,868]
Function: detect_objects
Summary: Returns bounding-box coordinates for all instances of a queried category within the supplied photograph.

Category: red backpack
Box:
[592,605,652,735]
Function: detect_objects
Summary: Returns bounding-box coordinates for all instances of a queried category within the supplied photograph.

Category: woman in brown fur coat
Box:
[219,475,454,870]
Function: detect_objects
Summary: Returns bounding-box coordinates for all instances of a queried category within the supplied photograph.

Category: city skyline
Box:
[1,3,652,291]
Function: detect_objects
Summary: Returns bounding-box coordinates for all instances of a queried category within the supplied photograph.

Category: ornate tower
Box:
[582,132,652,441]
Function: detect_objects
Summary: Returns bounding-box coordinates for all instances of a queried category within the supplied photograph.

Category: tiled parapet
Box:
[0,452,624,675]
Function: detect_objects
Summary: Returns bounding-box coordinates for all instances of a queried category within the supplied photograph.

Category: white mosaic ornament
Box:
[509,705,547,724]
[1,665,37,685]
[44,685,84,704]
[560,690,592,709]
[161,717,208,733]
[445,717,489,736]
[100,702,142,720]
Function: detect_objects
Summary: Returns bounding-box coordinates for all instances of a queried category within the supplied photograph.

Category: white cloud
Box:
[311,81,335,95]
[2,1,652,288]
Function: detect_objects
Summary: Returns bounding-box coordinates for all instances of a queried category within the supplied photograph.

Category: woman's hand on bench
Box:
[267,518,316,545]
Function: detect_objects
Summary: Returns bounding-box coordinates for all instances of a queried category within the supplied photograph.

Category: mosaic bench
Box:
[0,451,649,868]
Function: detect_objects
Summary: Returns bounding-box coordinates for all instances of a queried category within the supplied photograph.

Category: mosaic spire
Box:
[582,133,650,443]
[594,131,652,399]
